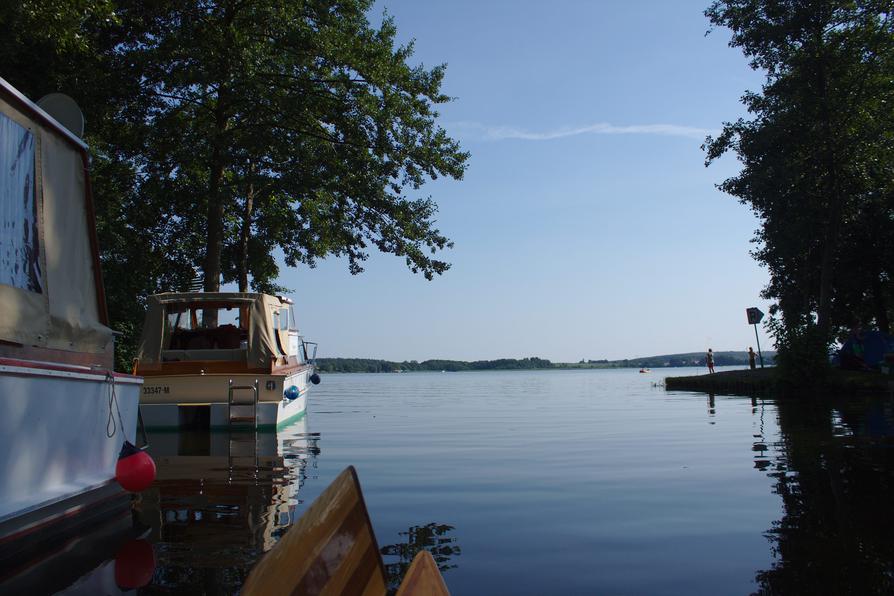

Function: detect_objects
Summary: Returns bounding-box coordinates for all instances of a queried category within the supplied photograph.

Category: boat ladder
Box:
[227,428,260,479]
[227,378,259,428]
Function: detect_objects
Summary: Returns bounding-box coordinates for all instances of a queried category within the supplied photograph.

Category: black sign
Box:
[746,307,764,325]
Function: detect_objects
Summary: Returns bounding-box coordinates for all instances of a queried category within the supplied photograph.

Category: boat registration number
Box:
[143,385,171,395]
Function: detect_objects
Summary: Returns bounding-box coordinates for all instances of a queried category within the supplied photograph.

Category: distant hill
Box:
[314,351,775,373]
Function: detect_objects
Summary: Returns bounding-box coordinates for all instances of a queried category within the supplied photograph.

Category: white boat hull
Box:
[140,369,310,430]
[0,361,141,529]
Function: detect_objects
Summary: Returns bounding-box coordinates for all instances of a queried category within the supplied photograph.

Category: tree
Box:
[1,0,199,370]
[1,0,468,368]
[122,0,468,292]
[704,0,894,378]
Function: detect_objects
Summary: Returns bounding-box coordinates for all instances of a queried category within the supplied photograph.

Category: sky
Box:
[278,0,774,362]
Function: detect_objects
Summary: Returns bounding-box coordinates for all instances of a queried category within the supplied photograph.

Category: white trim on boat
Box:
[0,363,143,384]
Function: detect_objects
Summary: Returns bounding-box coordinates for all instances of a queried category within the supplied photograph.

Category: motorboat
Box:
[0,78,141,549]
[135,292,319,430]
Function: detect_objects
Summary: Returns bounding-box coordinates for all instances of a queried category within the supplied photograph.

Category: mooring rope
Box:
[106,372,129,442]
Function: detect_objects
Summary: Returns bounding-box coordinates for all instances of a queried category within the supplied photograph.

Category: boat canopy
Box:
[0,78,112,360]
[137,292,296,369]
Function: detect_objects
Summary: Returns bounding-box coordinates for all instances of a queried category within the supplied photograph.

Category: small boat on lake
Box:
[0,78,142,548]
[639,368,650,373]
[135,292,319,430]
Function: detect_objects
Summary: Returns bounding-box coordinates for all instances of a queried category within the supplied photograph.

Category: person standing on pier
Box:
[706,349,715,374]
[748,347,756,370]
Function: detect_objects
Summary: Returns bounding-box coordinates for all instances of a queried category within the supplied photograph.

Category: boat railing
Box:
[301,341,318,365]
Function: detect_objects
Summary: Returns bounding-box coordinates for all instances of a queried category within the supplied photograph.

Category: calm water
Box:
[39,368,894,594]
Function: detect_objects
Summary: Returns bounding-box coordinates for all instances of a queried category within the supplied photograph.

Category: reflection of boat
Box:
[136,292,319,430]
[0,505,145,595]
[134,419,319,593]
[0,78,140,546]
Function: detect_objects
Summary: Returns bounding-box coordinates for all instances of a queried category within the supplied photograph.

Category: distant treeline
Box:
[315,357,553,373]
[570,350,776,369]
[315,352,775,373]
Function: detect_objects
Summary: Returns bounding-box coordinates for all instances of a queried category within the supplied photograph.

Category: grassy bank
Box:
[664,368,893,396]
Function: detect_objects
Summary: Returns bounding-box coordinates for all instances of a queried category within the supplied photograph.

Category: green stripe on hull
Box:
[276,408,308,429]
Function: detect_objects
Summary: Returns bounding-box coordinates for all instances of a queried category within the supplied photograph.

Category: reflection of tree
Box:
[380,522,461,593]
[752,397,894,595]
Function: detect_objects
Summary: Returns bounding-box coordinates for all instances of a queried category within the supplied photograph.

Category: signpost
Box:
[746,307,765,368]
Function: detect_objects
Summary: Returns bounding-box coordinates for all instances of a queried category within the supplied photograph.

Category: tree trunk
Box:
[204,87,229,294]
[203,2,237,295]
[872,277,890,334]
[204,164,224,293]
[815,53,843,340]
[238,168,254,292]
[816,198,841,336]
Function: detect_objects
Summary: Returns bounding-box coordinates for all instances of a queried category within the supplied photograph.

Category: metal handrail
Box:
[302,341,318,364]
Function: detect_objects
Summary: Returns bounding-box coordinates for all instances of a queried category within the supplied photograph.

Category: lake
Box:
[31,367,894,594]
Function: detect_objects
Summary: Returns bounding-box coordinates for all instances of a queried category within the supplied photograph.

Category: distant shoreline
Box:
[314,351,774,374]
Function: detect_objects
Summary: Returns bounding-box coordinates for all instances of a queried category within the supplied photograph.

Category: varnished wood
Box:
[80,152,109,326]
[271,359,313,376]
[396,552,451,596]
[0,342,113,369]
[140,356,310,377]
[140,361,269,375]
[241,466,388,596]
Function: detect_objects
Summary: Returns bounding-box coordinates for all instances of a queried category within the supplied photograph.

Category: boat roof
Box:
[150,292,290,305]
[137,292,296,369]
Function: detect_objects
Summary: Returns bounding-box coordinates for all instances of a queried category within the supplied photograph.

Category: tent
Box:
[838,330,894,370]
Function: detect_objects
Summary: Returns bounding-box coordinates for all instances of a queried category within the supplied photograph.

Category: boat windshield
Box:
[163,302,249,352]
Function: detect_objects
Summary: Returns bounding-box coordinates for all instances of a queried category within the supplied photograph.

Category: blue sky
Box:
[280,0,773,362]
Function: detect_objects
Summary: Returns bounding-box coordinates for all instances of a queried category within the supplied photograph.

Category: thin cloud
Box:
[451,121,715,141]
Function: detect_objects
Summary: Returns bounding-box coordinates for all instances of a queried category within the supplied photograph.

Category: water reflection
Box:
[0,511,145,595]
[379,522,461,594]
[135,416,320,593]
[753,396,894,595]
[753,397,771,471]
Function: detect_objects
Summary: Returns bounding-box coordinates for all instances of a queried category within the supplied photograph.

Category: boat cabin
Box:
[0,77,142,552]
[136,292,312,375]
[0,78,113,367]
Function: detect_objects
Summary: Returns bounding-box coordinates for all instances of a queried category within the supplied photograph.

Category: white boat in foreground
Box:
[0,77,141,547]
[136,292,319,430]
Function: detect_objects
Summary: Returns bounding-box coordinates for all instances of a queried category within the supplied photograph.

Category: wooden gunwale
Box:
[139,360,312,376]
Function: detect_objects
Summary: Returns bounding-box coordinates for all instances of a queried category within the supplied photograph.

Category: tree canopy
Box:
[704,0,894,378]
[1,0,468,369]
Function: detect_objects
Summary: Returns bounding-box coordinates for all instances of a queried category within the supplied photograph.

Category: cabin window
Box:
[274,307,290,331]
[273,306,297,331]
[164,303,249,351]
[0,112,41,293]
